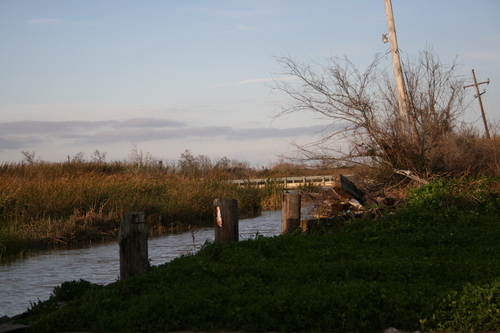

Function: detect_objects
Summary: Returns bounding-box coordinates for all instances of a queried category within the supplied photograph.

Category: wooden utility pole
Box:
[464,69,491,139]
[384,0,418,144]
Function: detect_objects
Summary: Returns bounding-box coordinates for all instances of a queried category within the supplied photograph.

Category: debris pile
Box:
[300,173,403,233]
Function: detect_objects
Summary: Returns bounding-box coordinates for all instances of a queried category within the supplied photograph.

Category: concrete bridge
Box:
[229,175,343,189]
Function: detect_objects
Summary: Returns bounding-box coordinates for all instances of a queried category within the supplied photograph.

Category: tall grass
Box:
[0,161,285,262]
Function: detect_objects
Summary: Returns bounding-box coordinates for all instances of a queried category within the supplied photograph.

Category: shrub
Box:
[431,279,500,332]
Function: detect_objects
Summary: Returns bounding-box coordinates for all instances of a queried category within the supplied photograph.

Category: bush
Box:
[431,279,500,332]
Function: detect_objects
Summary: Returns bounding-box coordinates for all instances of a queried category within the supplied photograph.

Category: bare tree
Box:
[178,149,199,176]
[68,152,85,163]
[21,151,39,164]
[273,48,468,175]
[91,149,107,163]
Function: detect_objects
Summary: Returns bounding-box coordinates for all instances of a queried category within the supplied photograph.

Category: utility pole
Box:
[464,69,491,139]
[384,0,418,144]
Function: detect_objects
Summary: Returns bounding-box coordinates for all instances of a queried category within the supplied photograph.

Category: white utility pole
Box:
[384,0,417,144]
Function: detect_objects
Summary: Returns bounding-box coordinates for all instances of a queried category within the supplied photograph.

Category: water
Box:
[0,210,282,317]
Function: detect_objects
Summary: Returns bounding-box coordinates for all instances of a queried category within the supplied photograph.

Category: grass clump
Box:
[20,177,500,332]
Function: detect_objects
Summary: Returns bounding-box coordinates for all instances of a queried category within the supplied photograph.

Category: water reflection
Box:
[0,211,281,317]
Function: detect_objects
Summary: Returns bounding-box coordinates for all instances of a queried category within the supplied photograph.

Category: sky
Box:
[1,0,499,166]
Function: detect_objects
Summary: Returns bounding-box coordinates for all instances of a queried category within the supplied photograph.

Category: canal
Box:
[0,210,281,317]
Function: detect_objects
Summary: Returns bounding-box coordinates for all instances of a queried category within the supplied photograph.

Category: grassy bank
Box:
[21,177,500,332]
[0,161,287,262]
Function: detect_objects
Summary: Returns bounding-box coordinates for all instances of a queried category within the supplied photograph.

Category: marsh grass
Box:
[0,161,285,261]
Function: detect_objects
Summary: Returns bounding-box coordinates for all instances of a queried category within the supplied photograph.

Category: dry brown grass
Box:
[426,132,500,177]
[0,161,287,261]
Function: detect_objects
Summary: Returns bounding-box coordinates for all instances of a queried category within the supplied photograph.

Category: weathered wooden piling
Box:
[119,212,150,280]
[281,192,301,234]
[213,198,239,242]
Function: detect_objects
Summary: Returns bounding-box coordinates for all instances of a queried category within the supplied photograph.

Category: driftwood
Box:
[394,169,429,184]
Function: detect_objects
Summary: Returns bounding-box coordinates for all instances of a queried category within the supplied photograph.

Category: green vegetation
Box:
[20,177,500,332]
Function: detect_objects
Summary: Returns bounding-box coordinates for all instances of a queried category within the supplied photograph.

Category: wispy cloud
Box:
[186,7,275,20]
[234,76,296,85]
[27,18,65,25]
[466,51,500,62]
[27,18,100,26]
[235,78,274,85]
[236,24,259,32]
[117,118,185,128]
[185,4,279,34]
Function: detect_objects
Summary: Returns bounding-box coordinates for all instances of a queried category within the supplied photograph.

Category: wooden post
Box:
[119,212,150,280]
[464,69,491,139]
[281,192,301,234]
[214,198,239,242]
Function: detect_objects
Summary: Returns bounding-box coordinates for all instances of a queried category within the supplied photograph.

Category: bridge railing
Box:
[229,175,340,188]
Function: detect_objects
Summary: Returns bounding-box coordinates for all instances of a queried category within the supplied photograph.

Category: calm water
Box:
[0,210,282,317]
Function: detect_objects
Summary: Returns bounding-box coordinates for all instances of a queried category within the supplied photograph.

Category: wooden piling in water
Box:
[119,212,150,280]
[281,192,301,234]
[213,198,239,242]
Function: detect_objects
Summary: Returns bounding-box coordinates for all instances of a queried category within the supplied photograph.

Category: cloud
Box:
[26,18,100,26]
[0,135,42,150]
[117,118,185,128]
[236,24,259,32]
[0,120,108,135]
[0,118,185,136]
[27,18,65,25]
[186,7,274,20]
[0,118,329,152]
[227,125,327,141]
[0,136,23,150]
[209,76,297,88]
[235,78,274,85]
[467,51,500,62]
[234,76,296,85]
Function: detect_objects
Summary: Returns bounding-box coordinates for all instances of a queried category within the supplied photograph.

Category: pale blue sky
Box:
[1,0,499,165]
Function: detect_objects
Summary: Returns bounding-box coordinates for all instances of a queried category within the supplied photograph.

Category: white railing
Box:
[229,175,342,188]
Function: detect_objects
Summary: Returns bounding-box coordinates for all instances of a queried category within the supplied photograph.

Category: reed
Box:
[0,161,285,262]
